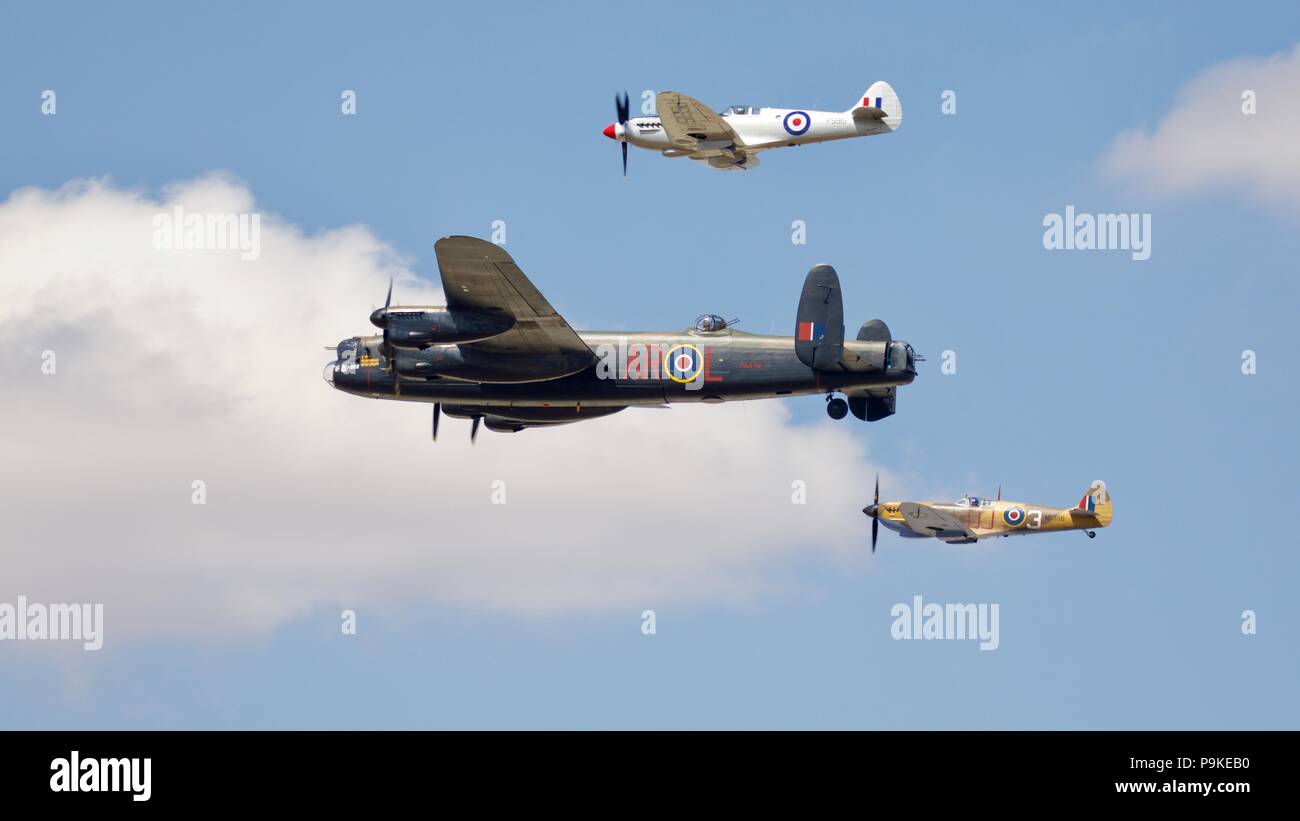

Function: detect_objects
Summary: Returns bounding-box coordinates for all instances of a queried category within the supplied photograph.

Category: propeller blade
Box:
[432,403,440,442]
[471,415,481,444]
[614,91,630,178]
[379,278,396,361]
[871,473,880,553]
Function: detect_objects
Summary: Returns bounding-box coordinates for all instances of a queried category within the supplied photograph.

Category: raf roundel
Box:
[1002,506,1026,527]
[663,344,704,383]
[783,110,811,136]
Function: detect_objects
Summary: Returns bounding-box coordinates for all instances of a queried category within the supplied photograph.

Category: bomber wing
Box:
[898,503,978,543]
[433,237,596,370]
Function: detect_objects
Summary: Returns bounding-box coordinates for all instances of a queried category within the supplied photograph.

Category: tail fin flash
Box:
[1075,480,1113,527]
[850,81,902,131]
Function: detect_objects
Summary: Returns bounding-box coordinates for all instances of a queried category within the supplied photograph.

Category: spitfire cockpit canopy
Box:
[693,314,731,332]
[955,495,993,508]
[720,105,761,116]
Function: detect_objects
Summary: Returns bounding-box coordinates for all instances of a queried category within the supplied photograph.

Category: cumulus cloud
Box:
[0,175,890,645]
[1102,43,1300,206]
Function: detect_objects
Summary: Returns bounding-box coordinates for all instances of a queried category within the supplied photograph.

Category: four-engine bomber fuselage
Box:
[327,326,918,408]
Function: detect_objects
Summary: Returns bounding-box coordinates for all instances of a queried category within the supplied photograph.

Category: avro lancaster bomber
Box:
[325,236,919,440]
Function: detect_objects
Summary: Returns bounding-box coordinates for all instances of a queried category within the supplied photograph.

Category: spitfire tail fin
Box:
[850,81,902,130]
[1074,480,1113,527]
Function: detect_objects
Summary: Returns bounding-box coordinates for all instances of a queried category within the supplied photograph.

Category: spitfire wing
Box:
[656,91,746,149]
[434,236,596,364]
[899,503,977,542]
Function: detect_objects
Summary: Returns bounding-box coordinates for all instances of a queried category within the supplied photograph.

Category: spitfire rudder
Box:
[1074,480,1113,527]
[851,81,903,131]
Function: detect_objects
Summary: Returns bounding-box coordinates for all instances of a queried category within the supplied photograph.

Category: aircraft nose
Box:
[602,123,624,141]
[323,361,337,386]
[863,504,878,518]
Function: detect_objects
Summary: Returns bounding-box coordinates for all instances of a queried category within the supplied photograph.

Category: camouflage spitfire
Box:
[324,236,919,440]
[863,479,1113,551]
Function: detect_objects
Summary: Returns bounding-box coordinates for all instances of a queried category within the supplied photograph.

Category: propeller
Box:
[370,277,395,354]
[471,414,482,444]
[432,403,440,442]
[862,473,881,553]
[616,91,630,177]
[370,278,401,396]
[382,277,393,347]
[871,474,880,553]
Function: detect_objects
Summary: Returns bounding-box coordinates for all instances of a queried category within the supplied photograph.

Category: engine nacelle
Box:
[440,405,627,433]
[484,418,526,433]
[392,346,593,384]
[392,348,462,380]
[370,307,514,349]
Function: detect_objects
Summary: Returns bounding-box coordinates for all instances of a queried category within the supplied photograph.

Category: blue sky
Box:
[1,1,1297,728]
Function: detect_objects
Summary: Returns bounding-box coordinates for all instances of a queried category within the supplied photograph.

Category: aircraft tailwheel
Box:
[826,397,848,420]
[1087,531,1096,539]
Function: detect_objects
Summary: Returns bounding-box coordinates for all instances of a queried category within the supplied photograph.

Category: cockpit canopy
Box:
[720,105,760,116]
[693,314,730,332]
[954,495,992,508]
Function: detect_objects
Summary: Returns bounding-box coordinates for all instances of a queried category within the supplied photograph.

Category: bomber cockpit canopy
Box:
[720,105,760,116]
[693,314,730,332]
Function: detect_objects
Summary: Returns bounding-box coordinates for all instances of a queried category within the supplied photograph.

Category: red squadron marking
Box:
[704,346,723,382]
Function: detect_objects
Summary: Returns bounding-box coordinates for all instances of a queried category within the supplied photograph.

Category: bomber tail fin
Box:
[794,264,845,370]
[849,81,902,131]
[1072,480,1113,527]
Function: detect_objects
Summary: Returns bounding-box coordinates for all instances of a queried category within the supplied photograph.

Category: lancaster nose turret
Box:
[324,337,362,388]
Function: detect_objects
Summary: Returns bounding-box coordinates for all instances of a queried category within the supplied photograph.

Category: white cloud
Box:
[0,175,891,645]
[1102,43,1300,206]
